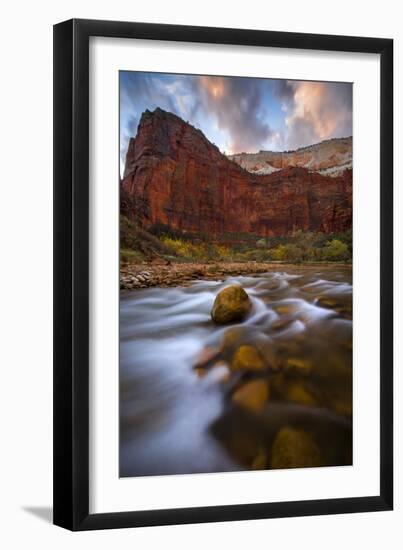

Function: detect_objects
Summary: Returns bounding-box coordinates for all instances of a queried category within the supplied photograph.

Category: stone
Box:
[270,427,322,469]
[220,326,249,354]
[286,357,313,376]
[317,296,339,309]
[232,345,265,372]
[285,383,317,407]
[194,367,207,378]
[232,379,269,413]
[211,285,252,324]
[271,317,295,331]
[274,303,299,315]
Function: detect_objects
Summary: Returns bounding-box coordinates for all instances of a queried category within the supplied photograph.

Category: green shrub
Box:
[270,243,304,262]
[256,238,267,249]
[321,239,350,261]
[120,215,176,259]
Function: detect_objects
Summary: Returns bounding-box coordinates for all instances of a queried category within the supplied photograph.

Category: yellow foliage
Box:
[161,237,231,261]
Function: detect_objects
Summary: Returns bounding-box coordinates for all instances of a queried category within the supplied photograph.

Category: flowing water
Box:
[120,265,352,477]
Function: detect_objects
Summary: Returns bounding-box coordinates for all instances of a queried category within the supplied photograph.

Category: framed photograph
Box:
[53,19,393,530]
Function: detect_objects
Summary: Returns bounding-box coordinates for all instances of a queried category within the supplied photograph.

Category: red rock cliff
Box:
[121,108,352,237]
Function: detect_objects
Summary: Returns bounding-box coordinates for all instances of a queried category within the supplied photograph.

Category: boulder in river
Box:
[211,285,251,324]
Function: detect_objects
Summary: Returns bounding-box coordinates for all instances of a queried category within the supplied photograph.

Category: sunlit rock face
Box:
[121,108,352,237]
[229,137,352,177]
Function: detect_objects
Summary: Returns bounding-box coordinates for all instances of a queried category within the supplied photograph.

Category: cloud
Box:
[192,76,274,154]
[119,73,353,175]
[273,80,352,150]
[273,80,295,108]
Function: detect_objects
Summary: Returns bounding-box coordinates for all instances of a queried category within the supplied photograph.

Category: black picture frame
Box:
[53,18,393,531]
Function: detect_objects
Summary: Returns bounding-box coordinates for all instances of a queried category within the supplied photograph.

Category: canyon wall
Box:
[121,108,352,238]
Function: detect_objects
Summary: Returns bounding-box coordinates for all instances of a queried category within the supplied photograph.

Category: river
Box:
[120,265,352,477]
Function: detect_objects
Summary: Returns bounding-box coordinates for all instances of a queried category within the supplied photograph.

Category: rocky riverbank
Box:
[120,261,350,290]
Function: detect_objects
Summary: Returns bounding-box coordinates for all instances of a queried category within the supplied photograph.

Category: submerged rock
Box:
[286,357,314,376]
[316,295,352,319]
[194,367,208,378]
[232,379,270,413]
[285,383,317,407]
[220,326,249,354]
[211,285,252,324]
[274,303,299,315]
[232,345,265,372]
[317,296,340,309]
[193,346,220,369]
[270,427,322,469]
[271,316,295,331]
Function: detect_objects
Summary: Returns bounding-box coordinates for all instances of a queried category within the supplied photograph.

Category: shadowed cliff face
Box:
[121,108,352,237]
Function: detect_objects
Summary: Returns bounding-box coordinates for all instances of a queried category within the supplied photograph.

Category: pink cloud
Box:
[281,80,352,149]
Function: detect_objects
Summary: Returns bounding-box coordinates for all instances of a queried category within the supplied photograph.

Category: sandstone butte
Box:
[121,108,352,238]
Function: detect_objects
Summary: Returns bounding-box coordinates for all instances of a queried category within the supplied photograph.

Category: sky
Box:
[120,72,352,176]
